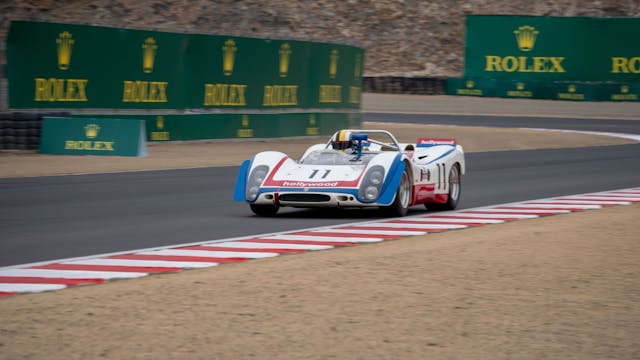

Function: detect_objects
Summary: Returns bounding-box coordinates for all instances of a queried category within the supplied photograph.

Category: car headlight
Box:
[246,165,269,201]
[359,165,385,202]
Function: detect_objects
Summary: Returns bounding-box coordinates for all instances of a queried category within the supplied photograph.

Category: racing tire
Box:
[381,166,412,217]
[250,203,280,217]
[429,163,461,211]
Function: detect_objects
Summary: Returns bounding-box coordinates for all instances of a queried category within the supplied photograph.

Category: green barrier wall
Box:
[7,21,364,110]
[73,112,361,141]
[446,78,640,102]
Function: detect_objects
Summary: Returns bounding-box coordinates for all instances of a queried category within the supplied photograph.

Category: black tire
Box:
[250,203,280,217]
[428,163,461,211]
[381,166,412,217]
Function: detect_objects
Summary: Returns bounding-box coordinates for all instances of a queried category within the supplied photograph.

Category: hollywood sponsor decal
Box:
[281,181,340,187]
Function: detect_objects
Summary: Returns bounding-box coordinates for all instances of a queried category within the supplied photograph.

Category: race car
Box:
[234,129,465,217]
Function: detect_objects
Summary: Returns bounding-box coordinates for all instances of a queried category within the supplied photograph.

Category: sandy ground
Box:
[1,94,639,359]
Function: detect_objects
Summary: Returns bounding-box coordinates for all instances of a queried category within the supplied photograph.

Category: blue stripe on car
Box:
[233,159,251,201]
[377,154,405,205]
[423,148,455,165]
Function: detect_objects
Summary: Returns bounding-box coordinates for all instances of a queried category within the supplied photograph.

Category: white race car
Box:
[234,129,465,217]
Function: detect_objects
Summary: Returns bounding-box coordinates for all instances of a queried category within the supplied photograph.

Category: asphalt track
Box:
[2,114,640,267]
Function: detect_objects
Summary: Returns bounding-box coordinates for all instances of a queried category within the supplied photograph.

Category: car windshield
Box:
[300,149,376,165]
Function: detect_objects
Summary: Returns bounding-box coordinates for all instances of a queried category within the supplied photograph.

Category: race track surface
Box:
[1,115,640,267]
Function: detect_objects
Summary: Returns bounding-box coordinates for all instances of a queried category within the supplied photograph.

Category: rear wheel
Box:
[250,203,279,217]
[429,163,461,211]
[382,166,411,217]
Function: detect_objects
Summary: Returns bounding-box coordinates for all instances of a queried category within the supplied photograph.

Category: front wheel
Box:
[429,163,461,211]
[381,167,412,217]
[250,203,280,217]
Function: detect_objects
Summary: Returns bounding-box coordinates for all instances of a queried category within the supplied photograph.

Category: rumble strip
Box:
[1,187,639,297]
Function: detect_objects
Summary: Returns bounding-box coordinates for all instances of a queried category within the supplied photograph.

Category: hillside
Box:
[2,0,638,77]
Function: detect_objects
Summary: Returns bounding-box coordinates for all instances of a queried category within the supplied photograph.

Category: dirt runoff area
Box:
[1,121,639,359]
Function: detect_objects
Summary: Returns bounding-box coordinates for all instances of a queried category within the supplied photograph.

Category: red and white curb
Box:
[1,187,639,298]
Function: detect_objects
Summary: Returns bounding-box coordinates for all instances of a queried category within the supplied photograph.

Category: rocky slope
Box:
[1,0,639,77]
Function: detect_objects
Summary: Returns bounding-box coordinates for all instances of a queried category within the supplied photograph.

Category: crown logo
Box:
[329,49,339,79]
[514,25,539,52]
[621,85,629,94]
[223,39,237,76]
[354,54,362,79]
[279,43,292,77]
[56,31,74,70]
[84,124,100,139]
[156,116,164,130]
[142,37,158,74]
[309,114,316,126]
[466,80,475,88]
[568,84,577,93]
[516,82,525,90]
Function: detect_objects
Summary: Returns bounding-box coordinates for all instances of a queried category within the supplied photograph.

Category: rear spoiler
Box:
[416,138,457,147]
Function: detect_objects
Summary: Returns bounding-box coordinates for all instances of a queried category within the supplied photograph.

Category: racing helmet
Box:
[331,130,353,150]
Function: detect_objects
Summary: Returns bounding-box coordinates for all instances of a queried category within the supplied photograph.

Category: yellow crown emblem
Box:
[279,43,292,77]
[223,39,237,76]
[56,31,74,70]
[466,80,475,88]
[84,124,100,139]
[514,25,539,52]
[329,49,339,79]
[156,116,165,130]
[621,85,629,94]
[142,37,158,74]
[568,84,577,93]
[516,82,525,90]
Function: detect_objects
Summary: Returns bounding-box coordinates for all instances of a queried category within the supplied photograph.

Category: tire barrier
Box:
[362,77,446,95]
[0,112,71,150]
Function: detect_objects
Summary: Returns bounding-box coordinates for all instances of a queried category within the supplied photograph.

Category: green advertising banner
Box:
[7,21,364,110]
[40,117,147,156]
[464,16,640,82]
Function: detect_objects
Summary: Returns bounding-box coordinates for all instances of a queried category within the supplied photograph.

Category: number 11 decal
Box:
[309,169,331,179]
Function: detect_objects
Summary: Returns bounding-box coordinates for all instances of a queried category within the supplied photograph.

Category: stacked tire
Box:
[0,112,71,150]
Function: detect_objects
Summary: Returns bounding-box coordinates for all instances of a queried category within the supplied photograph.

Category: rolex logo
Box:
[514,25,539,52]
[621,85,629,94]
[279,43,291,77]
[56,31,74,70]
[568,84,577,93]
[466,80,475,88]
[156,116,164,130]
[516,82,525,90]
[142,37,158,73]
[354,54,362,79]
[329,49,339,79]
[223,39,237,76]
[84,124,100,139]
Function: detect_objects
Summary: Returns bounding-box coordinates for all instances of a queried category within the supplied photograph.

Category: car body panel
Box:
[234,130,465,215]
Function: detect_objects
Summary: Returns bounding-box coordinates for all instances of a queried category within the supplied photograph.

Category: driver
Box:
[331,130,354,151]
